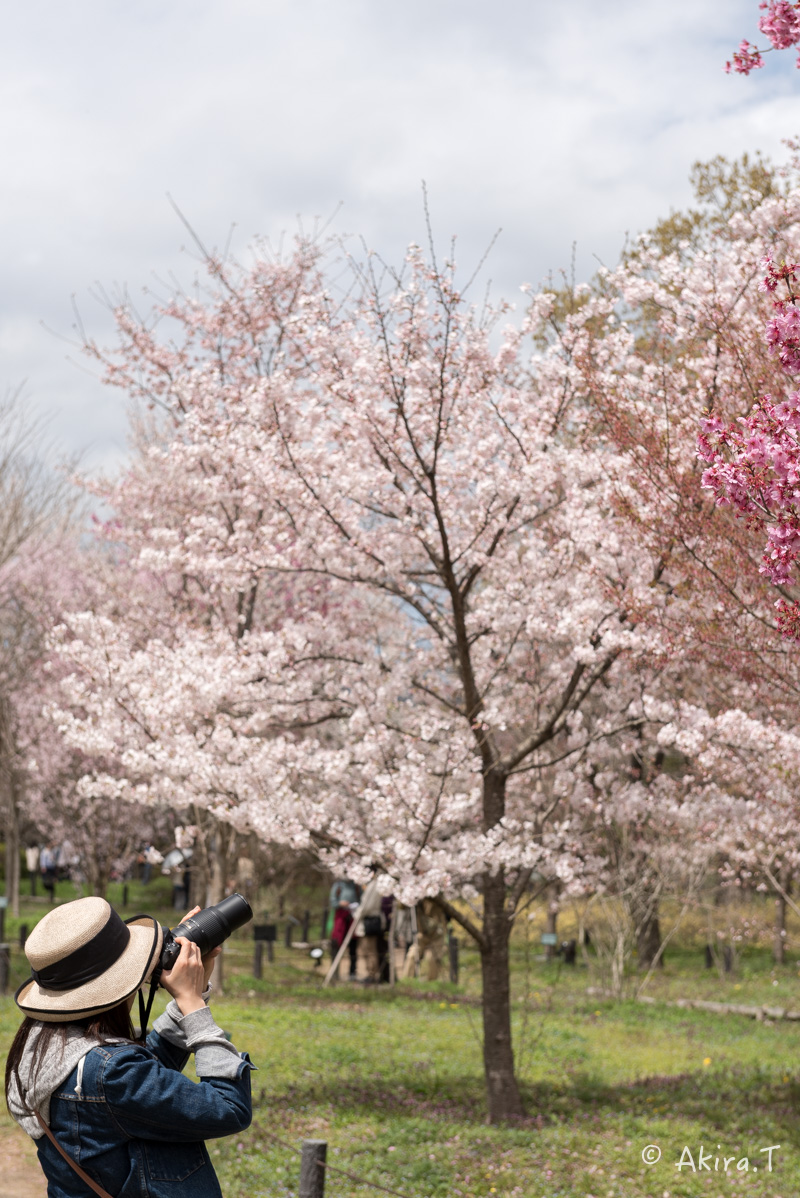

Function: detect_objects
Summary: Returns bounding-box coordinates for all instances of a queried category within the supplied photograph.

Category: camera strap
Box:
[137,968,161,1042]
[36,1113,116,1198]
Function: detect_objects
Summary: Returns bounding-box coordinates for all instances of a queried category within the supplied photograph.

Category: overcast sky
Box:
[2,0,798,473]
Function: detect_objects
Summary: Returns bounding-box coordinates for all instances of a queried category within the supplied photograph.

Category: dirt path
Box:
[0,1128,47,1198]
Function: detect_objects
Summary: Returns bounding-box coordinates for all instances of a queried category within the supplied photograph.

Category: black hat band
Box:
[30,910,131,991]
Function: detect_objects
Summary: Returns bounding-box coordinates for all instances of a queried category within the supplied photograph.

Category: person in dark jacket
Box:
[330,900,357,979]
[4,895,253,1197]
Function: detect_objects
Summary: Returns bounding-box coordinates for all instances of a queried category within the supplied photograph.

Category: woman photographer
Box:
[5,896,253,1197]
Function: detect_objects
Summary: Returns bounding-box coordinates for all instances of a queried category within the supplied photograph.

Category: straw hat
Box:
[15,897,163,1023]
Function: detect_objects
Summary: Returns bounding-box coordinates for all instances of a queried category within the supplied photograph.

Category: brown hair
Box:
[5,1002,135,1115]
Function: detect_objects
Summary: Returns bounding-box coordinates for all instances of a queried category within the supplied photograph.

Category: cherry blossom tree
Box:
[47,231,675,1122]
[0,395,79,914]
[5,538,169,902]
[533,150,800,968]
[699,241,800,638]
[712,15,800,636]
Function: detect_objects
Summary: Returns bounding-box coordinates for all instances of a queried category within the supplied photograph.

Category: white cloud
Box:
[0,0,795,471]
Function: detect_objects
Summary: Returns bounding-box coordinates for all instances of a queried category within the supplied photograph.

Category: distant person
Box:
[330,900,357,979]
[140,844,163,885]
[329,878,360,908]
[355,888,385,983]
[25,845,39,897]
[39,844,57,904]
[394,904,416,977]
[57,840,78,882]
[416,898,447,981]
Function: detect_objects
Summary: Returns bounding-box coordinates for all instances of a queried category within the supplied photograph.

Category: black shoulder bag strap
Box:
[36,1112,116,1198]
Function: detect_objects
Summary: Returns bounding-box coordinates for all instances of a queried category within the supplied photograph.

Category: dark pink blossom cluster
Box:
[759,0,800,50]
[766,305,800,372]
[759,256,800,370]
[726,3,800,72]
[700,395,800,588]
[725,39,765,74]
[758,254,800,293]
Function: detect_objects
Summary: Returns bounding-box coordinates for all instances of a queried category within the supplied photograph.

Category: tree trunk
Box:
[0,701,20,917]
[625,874,663,970]
[5,774,21,917]
[774,868,790,965]
[636,910,662,969]
[201,817,238,997]
[480,865,524,1123]
[477,770,525,1123]
[205,820,237,907]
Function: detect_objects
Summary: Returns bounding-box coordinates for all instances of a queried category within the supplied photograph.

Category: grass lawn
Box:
[2,882,800,1195]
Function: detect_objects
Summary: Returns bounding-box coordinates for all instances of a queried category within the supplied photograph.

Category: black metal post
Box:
[299,1139,326,1197]
[302,910,310,942]
[267,939,274,963]
[0,944,9,996]
[253,941,263,980]
[320,906,329,939]
[122,883,129,907]
[448,931,459,984]
[19,924,28,949]
[285,920,293,949]
[0,904,5,944]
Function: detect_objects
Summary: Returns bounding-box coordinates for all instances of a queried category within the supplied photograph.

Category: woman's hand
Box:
[175,906,221,993]
[161,939,207,1016]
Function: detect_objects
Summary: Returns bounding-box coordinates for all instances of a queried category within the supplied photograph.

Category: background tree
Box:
[0,395,77,915]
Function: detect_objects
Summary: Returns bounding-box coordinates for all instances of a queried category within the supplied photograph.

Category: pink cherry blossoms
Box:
[699,245,800,635]
[726,40,765,75]
[726,3,800,73]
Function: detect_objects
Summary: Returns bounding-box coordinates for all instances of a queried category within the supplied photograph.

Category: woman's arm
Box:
[146,933,222,1070]
[99,1042,253,1141]
[107,933,252,1141]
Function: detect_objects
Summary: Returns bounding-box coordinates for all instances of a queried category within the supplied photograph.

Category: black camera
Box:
[160,893,253,971]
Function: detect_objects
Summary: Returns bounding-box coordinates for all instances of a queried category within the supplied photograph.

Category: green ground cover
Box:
[3,882,800,1196]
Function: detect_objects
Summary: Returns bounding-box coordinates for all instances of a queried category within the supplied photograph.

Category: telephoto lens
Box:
[160,893,253,971]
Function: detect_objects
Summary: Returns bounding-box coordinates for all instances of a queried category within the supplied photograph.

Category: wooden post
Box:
[0,944,9,995]
[253,941,264,980]
[320,906,329,939]
[19,924,28,949]
[704,945,713,969]
[299,1139,326,1197]
[448,931,459,984]
[302,910,310,943]
[285,920,293,949]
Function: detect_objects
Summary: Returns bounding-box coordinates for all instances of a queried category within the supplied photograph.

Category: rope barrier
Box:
[252,1123,419,1198]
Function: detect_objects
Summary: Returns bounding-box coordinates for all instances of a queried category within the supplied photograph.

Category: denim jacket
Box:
[35,1004,253,1198]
